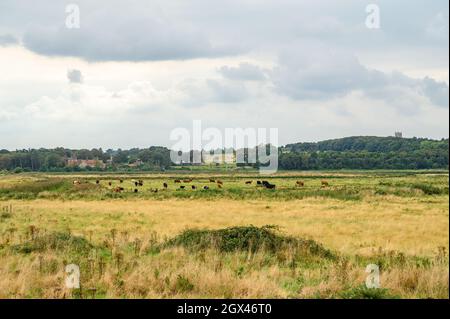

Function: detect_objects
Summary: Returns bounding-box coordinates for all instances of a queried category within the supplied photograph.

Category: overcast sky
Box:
[0,0,448,150]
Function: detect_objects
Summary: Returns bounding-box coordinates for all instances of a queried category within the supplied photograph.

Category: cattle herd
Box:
[72,178,331,193]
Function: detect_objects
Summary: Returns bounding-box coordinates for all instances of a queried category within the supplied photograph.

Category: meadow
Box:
[0,170,448,299]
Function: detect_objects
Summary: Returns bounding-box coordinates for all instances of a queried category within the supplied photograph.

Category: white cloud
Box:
[218,63,267,81]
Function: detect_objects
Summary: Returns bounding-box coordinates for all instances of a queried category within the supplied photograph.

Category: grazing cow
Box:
[262,181,270,187]
[183,179,192,183]
[134,188,138,193]
[321,180,329,187]
[138,180,144,186]
[217,184,223,189]
[209,178,215,183]
[217,180,223,185]
[179,185,186,190]
[108,182,112,186]
[265,183,276,189]
[113,187,123,193]
[256,181,262,185]
[152,188,158,193]
[134,181,139,187]
[174,179,181,183]
[203,186,209,190]
[163,182,168,189]
[245,181,252,185]
[296,181,304,187]
[191,185,197,190]
[73,180,81,185]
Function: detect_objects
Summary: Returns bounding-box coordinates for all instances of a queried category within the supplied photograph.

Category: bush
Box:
[164,225,334,259]
[411,183,447,195]
[175,275,194,293]
[339,285,400,299]
[12,232,93,255]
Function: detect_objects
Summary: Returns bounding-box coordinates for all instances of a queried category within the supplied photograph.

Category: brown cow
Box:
[174,179,181,183]
[296,181,304,187]
[216,180,223,185]
[321,180,329,187]
[163,182,168,189]
[245,181,252,185]
[217,184,223,189]
[183,179,193,183]
[209,178,215,183]
[73,180,81,185]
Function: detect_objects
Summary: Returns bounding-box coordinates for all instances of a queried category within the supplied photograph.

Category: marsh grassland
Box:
[0,171,448,298]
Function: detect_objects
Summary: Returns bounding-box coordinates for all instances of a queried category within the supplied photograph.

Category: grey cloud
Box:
[67,69,83,84]
[177,78,249,107]
[0,34,18,47]
[19,0,244,62]
[218,63,267,81]
[420,77,449,107]
[23,24,241,62]
[206,79,249,103]
[1,0,447,62]
[270,45,449,109]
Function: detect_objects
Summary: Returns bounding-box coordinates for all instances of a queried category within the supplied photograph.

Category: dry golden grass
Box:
[0,171,448,299]
[2,196,447,256]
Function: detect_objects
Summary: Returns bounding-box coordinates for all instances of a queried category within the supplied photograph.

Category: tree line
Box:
[278,136,448,170]
[0,136,448,172]
[0,147,172,172]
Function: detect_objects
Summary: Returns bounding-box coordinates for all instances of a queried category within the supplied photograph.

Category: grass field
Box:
[0,170,448,299]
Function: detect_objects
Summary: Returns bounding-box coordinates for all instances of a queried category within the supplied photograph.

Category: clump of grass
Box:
[410,183,448,195]
[11,231,93,255]
[174,275,195,293]
[0,179,68,199]
[339,285,400,299]
[0,212,12,220]
[163,225,334,259]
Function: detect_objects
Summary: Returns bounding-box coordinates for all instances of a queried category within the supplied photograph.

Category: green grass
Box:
[0,171,447,201]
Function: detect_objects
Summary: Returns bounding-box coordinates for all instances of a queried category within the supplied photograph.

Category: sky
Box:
[0,0,448,150]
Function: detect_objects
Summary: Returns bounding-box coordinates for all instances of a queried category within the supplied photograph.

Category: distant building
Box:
[66,157,106,169]
[202,151,236,164]
[395,132,403,138]
[128,159,144,168]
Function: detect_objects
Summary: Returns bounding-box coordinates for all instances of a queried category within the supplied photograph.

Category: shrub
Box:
[174,275,194,293]
[12,231,93,255]
[163,225,334,259]
[339,285,400,299]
